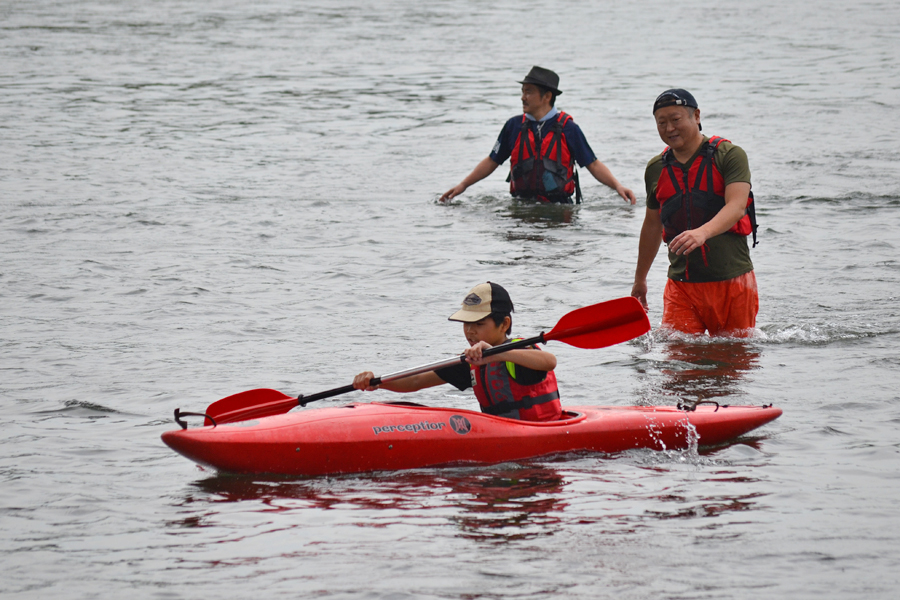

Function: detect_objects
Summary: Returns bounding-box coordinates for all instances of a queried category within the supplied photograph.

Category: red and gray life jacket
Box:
[471,343,561,422]
[656,135,758,248]
[509,112,582,203]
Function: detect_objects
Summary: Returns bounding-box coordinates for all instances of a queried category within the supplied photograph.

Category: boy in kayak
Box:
[352,282,562,421]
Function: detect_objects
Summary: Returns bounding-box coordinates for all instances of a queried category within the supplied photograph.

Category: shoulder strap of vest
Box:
[546,114,568,182]
[693,138,718,192]
[574,169,582,204]
[545,112,569,139]
[660,146,673,164]
[552,111,580,202]
[660,146,682,193]
[665,161,682,194]
[517,115,532,163]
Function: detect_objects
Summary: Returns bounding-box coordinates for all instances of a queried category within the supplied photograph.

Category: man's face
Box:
[654,105,701,151]
[521,84,551,117]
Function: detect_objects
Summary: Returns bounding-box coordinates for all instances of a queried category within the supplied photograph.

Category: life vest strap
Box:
[481,389,561,418]
[574,169,582,204]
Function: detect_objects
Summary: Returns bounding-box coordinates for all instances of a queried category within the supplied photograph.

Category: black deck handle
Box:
[677,400,723,412]
[174,408,217,429]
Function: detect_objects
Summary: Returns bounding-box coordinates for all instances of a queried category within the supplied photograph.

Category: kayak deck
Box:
[162,401,782,476]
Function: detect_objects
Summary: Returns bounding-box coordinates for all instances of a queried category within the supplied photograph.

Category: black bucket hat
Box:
[518,66,562,95]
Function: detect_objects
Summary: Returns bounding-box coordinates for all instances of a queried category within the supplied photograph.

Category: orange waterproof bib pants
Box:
[661,271,758,337]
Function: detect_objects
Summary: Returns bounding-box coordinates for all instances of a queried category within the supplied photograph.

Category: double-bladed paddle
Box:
[182,296,650,427]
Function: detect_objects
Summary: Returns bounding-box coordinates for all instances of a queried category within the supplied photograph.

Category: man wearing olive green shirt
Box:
[631,89,759,337]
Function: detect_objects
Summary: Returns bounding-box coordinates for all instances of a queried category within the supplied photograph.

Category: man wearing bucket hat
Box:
[631,89,759,337]
[353,282,562,422]
[439,66,635,205]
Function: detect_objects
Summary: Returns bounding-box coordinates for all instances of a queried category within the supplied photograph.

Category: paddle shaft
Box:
[297,334,546,406]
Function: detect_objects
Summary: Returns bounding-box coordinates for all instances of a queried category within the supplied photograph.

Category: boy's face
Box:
[463,316,510,347]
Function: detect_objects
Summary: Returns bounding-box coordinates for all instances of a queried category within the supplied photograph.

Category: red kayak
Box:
[161,400,782,476]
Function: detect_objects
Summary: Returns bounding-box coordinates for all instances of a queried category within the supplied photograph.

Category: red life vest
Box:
[656,136,758,247]
[471,343,561,422]
[509,112,581,203]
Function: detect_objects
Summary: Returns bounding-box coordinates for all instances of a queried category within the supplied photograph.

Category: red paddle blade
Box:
[545,297,650,349]
[205,388,295,425]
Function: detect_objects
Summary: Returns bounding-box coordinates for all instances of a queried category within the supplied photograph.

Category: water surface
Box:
[2,1,900,598]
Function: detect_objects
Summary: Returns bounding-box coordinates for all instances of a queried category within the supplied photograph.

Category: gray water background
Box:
[2,0,900,598]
